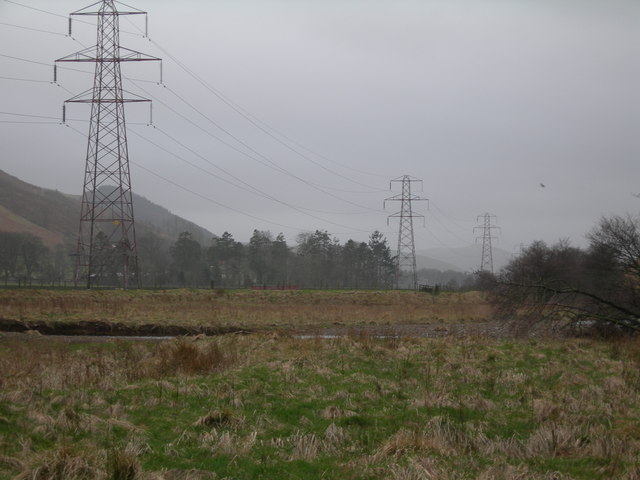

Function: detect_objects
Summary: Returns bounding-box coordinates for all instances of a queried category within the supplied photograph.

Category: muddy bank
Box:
[288,321,517,339]
[0,318,252,337]
[0,317,570,341]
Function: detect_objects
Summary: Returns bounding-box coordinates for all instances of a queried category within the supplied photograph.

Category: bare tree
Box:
[496,215,640,333]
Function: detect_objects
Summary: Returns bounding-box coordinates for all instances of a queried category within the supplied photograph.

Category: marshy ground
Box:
[0,290,638,479]
[0,289,493,334]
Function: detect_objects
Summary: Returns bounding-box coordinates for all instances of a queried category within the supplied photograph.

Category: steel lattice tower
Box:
[384,175,428,289]
[56,1,160,288]
[474,213,500,273]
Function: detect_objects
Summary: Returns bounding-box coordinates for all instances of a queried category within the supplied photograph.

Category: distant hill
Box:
[0,170,78,246]
[416,244,512,273]
[414,253,463,272]
[0,169,214,247]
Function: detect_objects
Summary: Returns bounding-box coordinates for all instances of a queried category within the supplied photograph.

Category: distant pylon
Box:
[474,213,500,273]
[384,175,428,289]
[56,1,160,288]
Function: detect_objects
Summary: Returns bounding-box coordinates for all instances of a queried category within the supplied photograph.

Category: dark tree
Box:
[248,230,274,285]
[497,215,640,333]
[138,231,171,287]
[271,233,290,286]
[208,232,246,287]
[170,231,202,286]
[295,230,340,287]
[0,232,23,281]
[368,230,395,288]
[20,234,48,280]
[341,239,361,287]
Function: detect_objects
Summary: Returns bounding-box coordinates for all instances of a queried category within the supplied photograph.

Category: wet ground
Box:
[0,317,542,344]
[0,317,252,337]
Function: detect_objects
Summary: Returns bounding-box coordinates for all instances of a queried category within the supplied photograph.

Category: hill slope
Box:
[414,253,463,272]
[417,245,512,273]
[0,169,214,246]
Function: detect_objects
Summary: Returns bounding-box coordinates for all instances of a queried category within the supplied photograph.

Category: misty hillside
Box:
[414,254,463,272]
[0,169,214,246]
[417,245,512,273]
[0,170,78,245]
[0,169,514,277]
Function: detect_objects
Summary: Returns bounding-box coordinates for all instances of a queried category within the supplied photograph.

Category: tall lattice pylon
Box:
[384,175,428,289]
[474,213,500,274]
[56,1,160,288]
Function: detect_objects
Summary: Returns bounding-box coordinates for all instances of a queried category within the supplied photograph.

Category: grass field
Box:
[1,289,638,479]
[2,332,640,478]
[0,289,493,330]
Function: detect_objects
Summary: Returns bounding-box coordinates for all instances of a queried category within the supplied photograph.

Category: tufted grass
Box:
[1,331,639,479]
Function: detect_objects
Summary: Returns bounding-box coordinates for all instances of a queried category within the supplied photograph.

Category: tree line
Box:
[0,229,399,289]
[162,229,396,289]
[0,232,69,286]
[495,214,640,332]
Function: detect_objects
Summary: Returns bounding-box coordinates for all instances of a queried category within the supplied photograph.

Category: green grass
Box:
[1,333,639,479]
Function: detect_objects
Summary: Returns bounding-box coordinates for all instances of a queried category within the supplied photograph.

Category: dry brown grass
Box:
[14,447,102,479]
[0,336,239,394]
[385,457,441,480]
[142,471,216,480]
[269,424,350,462]
[0,289,493,330]
[2,332,640,479]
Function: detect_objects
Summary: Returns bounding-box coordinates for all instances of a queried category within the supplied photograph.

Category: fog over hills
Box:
[0,169,214,246]
[2,168,515,275]
[417,245,512,273]
[2,1,637,250]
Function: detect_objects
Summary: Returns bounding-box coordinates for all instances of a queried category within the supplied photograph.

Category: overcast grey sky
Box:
[1,0,638,263]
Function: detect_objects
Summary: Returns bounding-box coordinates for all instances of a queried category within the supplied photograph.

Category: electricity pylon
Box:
[56,0,160,288]
[474,213,500,274]
[384,175,428,289]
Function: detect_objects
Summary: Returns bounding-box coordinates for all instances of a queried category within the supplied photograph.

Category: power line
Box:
[0,110,56,119]
[0,75,52,84]
[160,83,383,195]
[0,52,95,77]
[3,0,144,36]
[131,125,375,228]
[4,2,387,239]
[0,52,161,86]
[148,38,392,186]
[2,6,388,204]
[1,28,383,222]
[413,229,478,261]
[2,102,376,223]
[66,122,375,238]
[4,0,83,21]
[3,0,393,185]
[244,118,392,181]
[427,208,473,245]
[430,200,474,233]
[65,123,323,234]
[2,72,384,217]
[0,110,70,124]
[1,103,376,222]
[128,79,384,213]
[0,120,58,124]
[0,52,53,67]
[0,20,67,36]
